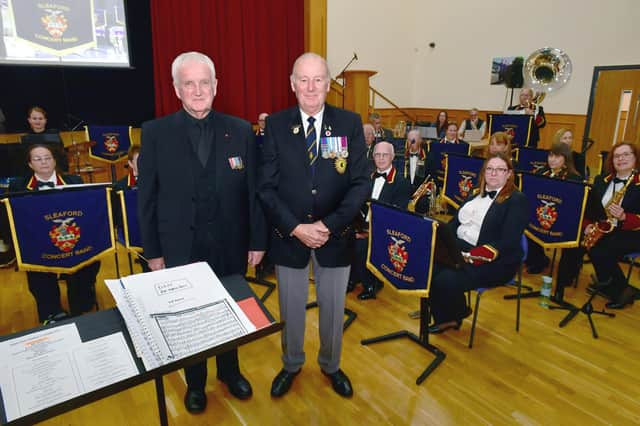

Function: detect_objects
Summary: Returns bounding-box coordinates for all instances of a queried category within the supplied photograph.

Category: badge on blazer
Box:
[335,157,347,174]
[292,124,301,135]
[228,156,244,170]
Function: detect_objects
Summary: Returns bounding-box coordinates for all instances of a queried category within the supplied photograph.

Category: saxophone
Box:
[582,170,636,250]
[408,175,436,214]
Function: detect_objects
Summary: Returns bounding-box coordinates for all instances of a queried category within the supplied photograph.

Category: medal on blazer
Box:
[335,157,347,174]
[324,124,332,137]
[338,136,349,158]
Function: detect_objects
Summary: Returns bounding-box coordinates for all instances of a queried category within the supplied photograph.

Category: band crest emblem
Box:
[536,200,558,230]
[49,218,81,252]
[458,175,473,198]
[42,10,68,39]
[104,135,120,153]
[388,237,409,273]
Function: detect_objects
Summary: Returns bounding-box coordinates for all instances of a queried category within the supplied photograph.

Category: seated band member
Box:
[351,141,411,300]
[8,144,100,324]
[560,142,640,309]
[256,112,269,136]
[369,112,393,142]
[482,131,513,159]
[458,108,486,140]
[428,153,528,333]
[363,123,376,171]
[507,88,546,148]
[434,110,449,140]
[526,143,582,286]
[24,106,68,171]
[440,123,464,144]
[554,128,586,178]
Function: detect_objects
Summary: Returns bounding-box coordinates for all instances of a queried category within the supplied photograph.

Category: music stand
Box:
[361,206,456,384]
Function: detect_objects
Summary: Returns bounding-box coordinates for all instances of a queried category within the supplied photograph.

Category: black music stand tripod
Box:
[549,275,615,338]
[361,297,445,384]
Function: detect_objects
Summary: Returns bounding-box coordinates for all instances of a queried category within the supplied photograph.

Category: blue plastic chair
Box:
[468,234,528,348]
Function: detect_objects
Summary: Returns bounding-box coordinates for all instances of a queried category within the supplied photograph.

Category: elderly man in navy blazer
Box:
[259,52,369,398]
[137,51,266,414]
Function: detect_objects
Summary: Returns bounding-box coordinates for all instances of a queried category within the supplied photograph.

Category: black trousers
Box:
[429,261,518,324]
[27,261,100,322]
[588,230,639,299]
[184,231,241,391]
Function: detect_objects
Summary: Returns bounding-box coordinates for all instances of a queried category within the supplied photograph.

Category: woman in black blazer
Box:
[526,142,583,278]
[428,153,529,333]
[580,142,640,309]
[8,144,100,324]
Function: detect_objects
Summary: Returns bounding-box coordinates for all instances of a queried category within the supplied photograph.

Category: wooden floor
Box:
[1,247,639,426]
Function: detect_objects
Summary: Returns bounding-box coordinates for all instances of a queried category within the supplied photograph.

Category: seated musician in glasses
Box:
[560,142,640,309]
[507,88,546,148]
[458,108,486,140]
[350,141,411,299]
[428,153,528,333]
[8,144,100,324]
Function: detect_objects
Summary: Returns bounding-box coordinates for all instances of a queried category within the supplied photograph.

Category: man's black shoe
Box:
[184,389,207,414]
[43,311,69,326]
[218,373,252,400]
[358,285,376,300]
[322,368,353,397]
[270,369,300,397]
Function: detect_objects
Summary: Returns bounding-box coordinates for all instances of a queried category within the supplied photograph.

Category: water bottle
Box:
[539,275,553,308]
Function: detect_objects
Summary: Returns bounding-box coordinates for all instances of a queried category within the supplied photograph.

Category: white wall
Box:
[327,0,640,114]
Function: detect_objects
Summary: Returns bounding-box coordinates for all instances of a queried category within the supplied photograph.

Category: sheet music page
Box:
[0,324,82,421]
[0,326,139,422]
[105,262,257,370]
[71,332,138,393]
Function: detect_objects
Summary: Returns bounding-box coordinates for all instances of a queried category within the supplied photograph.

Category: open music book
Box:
[105,262,256,371]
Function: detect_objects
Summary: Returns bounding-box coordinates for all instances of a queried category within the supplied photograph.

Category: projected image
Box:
[0,0,130,67]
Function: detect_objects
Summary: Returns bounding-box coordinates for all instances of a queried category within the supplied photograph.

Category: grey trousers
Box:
[275,251,349,374]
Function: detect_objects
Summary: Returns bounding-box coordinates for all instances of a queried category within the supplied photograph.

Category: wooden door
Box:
[586,68,640,174]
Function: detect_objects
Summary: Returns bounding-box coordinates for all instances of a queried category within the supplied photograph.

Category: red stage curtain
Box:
[150,0,303,121]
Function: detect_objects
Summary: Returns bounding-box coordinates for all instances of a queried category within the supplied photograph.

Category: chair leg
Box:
[468,291,482,349]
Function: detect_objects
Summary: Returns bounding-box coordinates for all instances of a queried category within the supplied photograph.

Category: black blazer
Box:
[258,104,370,268]
[137,110,266,272]
[448,189,529,265]
[9,173,82,192]
[586,173,640,231]
[354,167,412,232]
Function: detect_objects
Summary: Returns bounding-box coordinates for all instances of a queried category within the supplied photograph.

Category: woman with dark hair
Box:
[560,142,640,309]
[8,144,100,324]
[435,110,449,139]
[526,143,584,296]
[428,153,529,333]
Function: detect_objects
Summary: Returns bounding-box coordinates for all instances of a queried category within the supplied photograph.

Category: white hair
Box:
[290,52,331,83]
[172,51,216,85]
[374,141,395,156]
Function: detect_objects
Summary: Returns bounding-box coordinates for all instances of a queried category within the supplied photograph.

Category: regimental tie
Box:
[306,116,317,166]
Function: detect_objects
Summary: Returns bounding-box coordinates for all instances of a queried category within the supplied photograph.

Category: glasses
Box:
[373,153,392,158]
[613,151,634,160]
[486,166,508,174]
[31,156,53,162]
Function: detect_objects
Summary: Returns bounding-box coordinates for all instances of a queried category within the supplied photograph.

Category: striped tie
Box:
[306,116,317,166]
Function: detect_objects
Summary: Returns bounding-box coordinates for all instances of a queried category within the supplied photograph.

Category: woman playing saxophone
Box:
[575,142,640,309]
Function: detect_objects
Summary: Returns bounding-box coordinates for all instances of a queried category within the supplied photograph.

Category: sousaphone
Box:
[523,47,572,104]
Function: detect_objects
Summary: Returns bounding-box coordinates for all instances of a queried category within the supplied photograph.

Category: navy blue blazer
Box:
[258,104,370,268]
[448,188,529,265]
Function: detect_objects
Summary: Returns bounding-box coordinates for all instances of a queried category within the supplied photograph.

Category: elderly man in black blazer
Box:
[259,52,369,398]
[137,51,266,414]
[352,141,411,300]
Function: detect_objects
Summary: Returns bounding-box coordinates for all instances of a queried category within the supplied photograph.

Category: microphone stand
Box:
[336,52,358,81]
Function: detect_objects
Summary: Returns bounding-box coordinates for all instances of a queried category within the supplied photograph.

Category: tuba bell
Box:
[523,47,572,106]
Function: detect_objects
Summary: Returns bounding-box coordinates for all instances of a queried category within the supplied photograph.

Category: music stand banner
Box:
[442,154,484,208]
[488,114,533,147]
[367,201,437,296]
[515,146,548,173]
[85,125,132,163]
[427,141,471,185]
[520,173,589,248]
[2,187,115,273]
[118,189,142,251]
